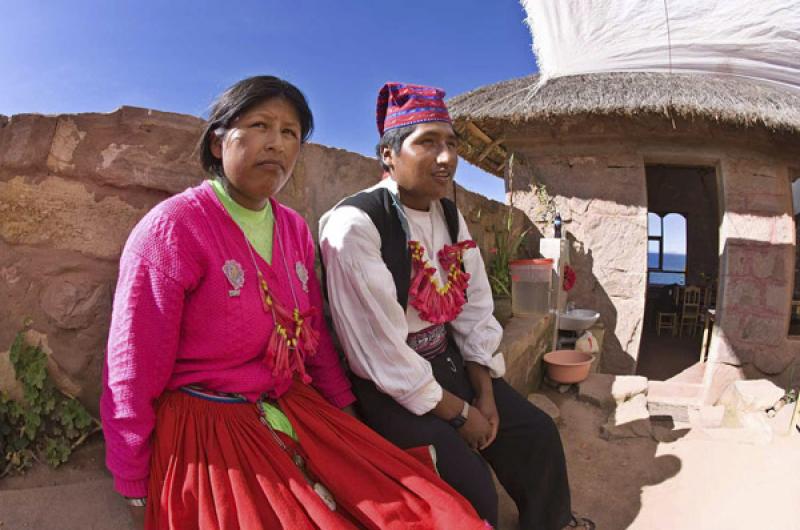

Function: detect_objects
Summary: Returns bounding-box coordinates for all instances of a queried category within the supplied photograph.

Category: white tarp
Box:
[522,0,800,90]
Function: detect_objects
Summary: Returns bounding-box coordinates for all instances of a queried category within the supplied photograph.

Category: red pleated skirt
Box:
[145,380,490,529]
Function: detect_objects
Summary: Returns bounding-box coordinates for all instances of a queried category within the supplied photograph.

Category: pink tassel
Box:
[297,308,320,357]
[291,345,312,384]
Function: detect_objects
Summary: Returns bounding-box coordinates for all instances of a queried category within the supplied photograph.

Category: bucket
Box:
[509,258,553,315]
[543,350,595,384]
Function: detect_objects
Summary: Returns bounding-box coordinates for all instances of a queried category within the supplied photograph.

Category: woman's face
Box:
[210,97,302,210]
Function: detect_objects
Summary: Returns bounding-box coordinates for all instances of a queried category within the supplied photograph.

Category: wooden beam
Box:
[477,136,505,163]
[465,121,493,145]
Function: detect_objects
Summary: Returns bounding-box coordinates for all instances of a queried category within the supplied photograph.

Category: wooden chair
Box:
[702,286,712,310]
[672,285,683,307]
[657,312,677,336]
[679,286,702,337]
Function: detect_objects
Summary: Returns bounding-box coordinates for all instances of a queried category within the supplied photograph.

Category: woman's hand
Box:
[457,406,493,451]
[472,392,499,450]
[128,505,146,530]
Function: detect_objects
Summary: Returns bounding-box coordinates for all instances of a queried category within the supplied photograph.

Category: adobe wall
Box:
[0,106,513,412]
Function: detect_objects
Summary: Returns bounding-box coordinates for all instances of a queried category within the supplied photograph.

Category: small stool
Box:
[657,312,677,336]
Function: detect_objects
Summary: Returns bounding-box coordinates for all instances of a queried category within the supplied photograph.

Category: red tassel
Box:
[267,327,291,378]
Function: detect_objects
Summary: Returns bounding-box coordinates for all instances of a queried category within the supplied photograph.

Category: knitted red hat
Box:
[376,82,452,136]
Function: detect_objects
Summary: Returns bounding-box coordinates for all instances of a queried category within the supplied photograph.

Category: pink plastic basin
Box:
[543,350,595,384]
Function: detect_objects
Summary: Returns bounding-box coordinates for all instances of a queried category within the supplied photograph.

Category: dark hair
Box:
[375,124,417,172]
[198,75,314,174]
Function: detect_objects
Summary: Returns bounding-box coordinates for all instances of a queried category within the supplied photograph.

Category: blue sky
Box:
[1,0,538,201]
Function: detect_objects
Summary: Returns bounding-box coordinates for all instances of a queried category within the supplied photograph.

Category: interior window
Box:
[648,212,687,285]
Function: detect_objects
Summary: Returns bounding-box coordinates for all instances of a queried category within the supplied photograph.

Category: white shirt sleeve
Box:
[448,211,506,377]
[319,206,443,415]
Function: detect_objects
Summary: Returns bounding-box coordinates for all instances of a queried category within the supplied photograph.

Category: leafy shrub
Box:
[0,332,100,477]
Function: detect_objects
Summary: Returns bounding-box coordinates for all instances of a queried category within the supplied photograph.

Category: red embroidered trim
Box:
[257,271,318,384]
[408,240,476,324]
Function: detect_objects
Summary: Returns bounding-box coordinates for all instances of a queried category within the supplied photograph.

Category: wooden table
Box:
[700,308,715,363]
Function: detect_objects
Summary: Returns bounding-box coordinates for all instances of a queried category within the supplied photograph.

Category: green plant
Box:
[487,208,530,297]
[0,331,101,477]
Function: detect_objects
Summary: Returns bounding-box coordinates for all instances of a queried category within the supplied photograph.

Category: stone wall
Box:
[505,142,648,374]
[499,314,555,394]
[0,106,514,412]
[713,157,799,379]
[491,114,800,385]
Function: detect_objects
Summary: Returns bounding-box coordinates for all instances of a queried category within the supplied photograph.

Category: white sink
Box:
[558,309,600,331]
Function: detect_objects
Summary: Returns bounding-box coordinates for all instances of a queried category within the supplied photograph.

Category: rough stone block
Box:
[40,277,110,330]
[527,393,561,424]
[646,381,702,423]
[724,214,779,244]
[0,176,146,260]
[687,405,725,428]
[601,394,652,440]
[0,348,24,401]
[498,314,553,395]
[0,114,58,170]
[577,373,615,410]
[712,335,754,365]
[764,285,789,316]
[647,401,691,423]
[611,375,648,403]
[723,279,762,310]
[47,117,87,173]
[718,379,785,417]
[650,419,691,443]
[752,250,785,281]
[753,346,795,375]
[701,413,773,445]
[747,193,787,215]
[765,401,797,436]
[59,107,206,194]
[739,315,783,346]
[724,246,751,276]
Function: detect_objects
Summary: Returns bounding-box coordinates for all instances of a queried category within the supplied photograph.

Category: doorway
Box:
[638,165,720,381]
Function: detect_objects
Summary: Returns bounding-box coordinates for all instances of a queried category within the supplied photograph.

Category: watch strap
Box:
[447,400,470,429]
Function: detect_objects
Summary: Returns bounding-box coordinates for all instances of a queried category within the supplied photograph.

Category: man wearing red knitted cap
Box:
[320,82,593,530]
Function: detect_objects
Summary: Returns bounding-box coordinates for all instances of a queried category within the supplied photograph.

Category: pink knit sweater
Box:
[100,181,355,498]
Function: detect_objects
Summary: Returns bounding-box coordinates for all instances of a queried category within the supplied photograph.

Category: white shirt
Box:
[319,178,504,415]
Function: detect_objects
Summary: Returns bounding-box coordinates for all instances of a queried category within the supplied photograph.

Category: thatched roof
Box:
[448,72,800,176]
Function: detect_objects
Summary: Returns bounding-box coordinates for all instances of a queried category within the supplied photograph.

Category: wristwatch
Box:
[447,400,470,429]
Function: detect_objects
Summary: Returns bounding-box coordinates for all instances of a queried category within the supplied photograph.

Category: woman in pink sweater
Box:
[101,76,490,530]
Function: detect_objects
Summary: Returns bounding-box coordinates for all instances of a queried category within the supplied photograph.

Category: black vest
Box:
[338,187,461,310]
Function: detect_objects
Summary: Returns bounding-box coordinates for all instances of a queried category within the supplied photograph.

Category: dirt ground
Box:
[1,389,798,530]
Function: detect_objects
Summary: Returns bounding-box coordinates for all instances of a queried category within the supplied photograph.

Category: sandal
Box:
[565,514,596,530]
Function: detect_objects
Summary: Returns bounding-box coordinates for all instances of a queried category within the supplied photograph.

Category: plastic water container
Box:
[509,258,553,316]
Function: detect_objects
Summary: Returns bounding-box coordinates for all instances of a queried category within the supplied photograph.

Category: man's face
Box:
[383,122,459,210]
